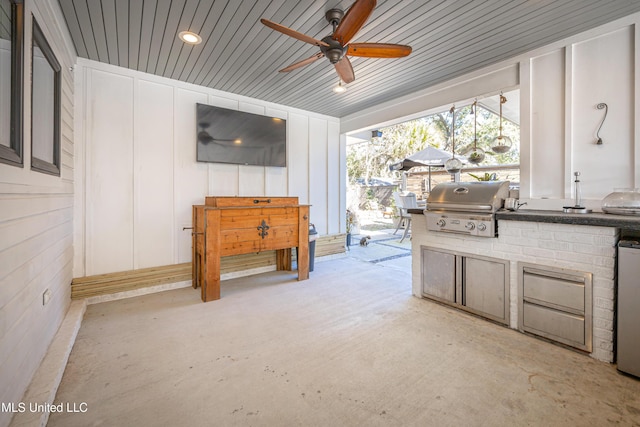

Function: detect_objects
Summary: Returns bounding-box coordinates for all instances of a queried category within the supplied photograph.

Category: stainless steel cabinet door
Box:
[421,248,456,303]
[463,256,508,323]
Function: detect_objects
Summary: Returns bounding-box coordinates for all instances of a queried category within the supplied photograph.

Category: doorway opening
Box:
[346,89,520,246]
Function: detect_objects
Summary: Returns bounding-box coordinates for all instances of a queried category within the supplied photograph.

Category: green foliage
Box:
[347,102,520,182]
[468,172,498,181]
[366,188,375,199]
[347,120,435,183]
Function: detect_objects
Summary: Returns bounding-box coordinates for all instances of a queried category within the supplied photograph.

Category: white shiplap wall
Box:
[74,59,344,277]
[0,1,76,426]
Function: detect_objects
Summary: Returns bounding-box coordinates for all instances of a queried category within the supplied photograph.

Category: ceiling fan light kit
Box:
[260,0,411,86]
[333,80,347,93]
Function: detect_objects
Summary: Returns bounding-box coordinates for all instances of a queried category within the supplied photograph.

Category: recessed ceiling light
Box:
[179,31,202,45]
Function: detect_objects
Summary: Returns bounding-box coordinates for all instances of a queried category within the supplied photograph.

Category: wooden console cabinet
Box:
[192,196,310,302]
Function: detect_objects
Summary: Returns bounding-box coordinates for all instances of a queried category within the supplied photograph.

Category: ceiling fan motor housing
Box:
[325,9,344,26]
[320,36,347,63]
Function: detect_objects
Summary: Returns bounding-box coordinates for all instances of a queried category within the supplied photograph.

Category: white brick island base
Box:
[411,214,619,362]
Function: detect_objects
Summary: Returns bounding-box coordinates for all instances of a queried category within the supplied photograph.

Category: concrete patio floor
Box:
[345,225,412,272]
[48,244,640,427]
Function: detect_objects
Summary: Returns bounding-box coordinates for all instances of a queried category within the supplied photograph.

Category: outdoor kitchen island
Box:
[410,208,640,363]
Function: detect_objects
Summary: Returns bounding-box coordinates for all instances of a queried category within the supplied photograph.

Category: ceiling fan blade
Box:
[347,43,412,58]
[279,53,325,72]
[334,56,355,83]
[260,18,329,47]
[332,0,376,45]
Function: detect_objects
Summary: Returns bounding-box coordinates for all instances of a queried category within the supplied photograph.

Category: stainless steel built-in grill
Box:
[425,181,510,237]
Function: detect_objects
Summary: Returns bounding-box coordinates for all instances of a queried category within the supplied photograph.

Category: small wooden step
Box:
[71,263,191,299]
[72,263,189,285]
[70,234,347,300]
[316,233,347,256]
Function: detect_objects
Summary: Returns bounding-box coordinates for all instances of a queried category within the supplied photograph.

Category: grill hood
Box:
[427,181,510,213]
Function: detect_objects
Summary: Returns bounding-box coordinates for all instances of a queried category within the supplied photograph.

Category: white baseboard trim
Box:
[10,300,87,427]
[85,255,343,306]
[85,265,281,305]
[86,280,193,305]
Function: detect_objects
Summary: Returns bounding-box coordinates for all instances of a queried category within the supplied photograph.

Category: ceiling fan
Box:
[260,0,412,84]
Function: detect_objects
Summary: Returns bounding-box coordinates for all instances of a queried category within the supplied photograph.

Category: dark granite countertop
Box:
[496,209,640,230]
[409,207,640,230]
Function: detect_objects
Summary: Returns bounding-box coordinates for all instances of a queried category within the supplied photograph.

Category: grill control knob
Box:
[477,223,487,232]
[436,219,446,227]
[465,222,475,230]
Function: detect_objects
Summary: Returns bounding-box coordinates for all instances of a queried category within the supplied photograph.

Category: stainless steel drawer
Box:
[523,270,585,314]
[518,262,592,353]
[522,302,585,347]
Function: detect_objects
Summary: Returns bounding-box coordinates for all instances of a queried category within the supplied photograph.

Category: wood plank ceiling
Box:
[58,0,640,118]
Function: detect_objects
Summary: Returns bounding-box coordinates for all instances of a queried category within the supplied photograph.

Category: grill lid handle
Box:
[454,187,469,194]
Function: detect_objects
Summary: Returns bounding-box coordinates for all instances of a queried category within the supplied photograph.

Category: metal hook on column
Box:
[596,103,608,145]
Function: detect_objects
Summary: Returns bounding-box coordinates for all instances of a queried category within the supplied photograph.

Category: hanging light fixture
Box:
[333,80,347,93]
[444,105,463,174]
[491,93,512,154]
[467,99,485,164]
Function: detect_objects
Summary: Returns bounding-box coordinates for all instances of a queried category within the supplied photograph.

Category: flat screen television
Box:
[196,103,287,167]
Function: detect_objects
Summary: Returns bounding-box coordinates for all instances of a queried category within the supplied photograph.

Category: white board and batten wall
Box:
[0,1,76,426]
[342,12,640,209]
[523,21,637,205]
[75,58,345,277]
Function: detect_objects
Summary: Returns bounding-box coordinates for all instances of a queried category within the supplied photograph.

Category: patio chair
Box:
[392,192,417,243]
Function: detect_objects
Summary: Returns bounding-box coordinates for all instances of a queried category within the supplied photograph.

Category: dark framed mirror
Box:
[0,0,24,167]
[31,17,60,176]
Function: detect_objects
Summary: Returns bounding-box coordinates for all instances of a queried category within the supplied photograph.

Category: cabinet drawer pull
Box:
[253,198,272,204]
